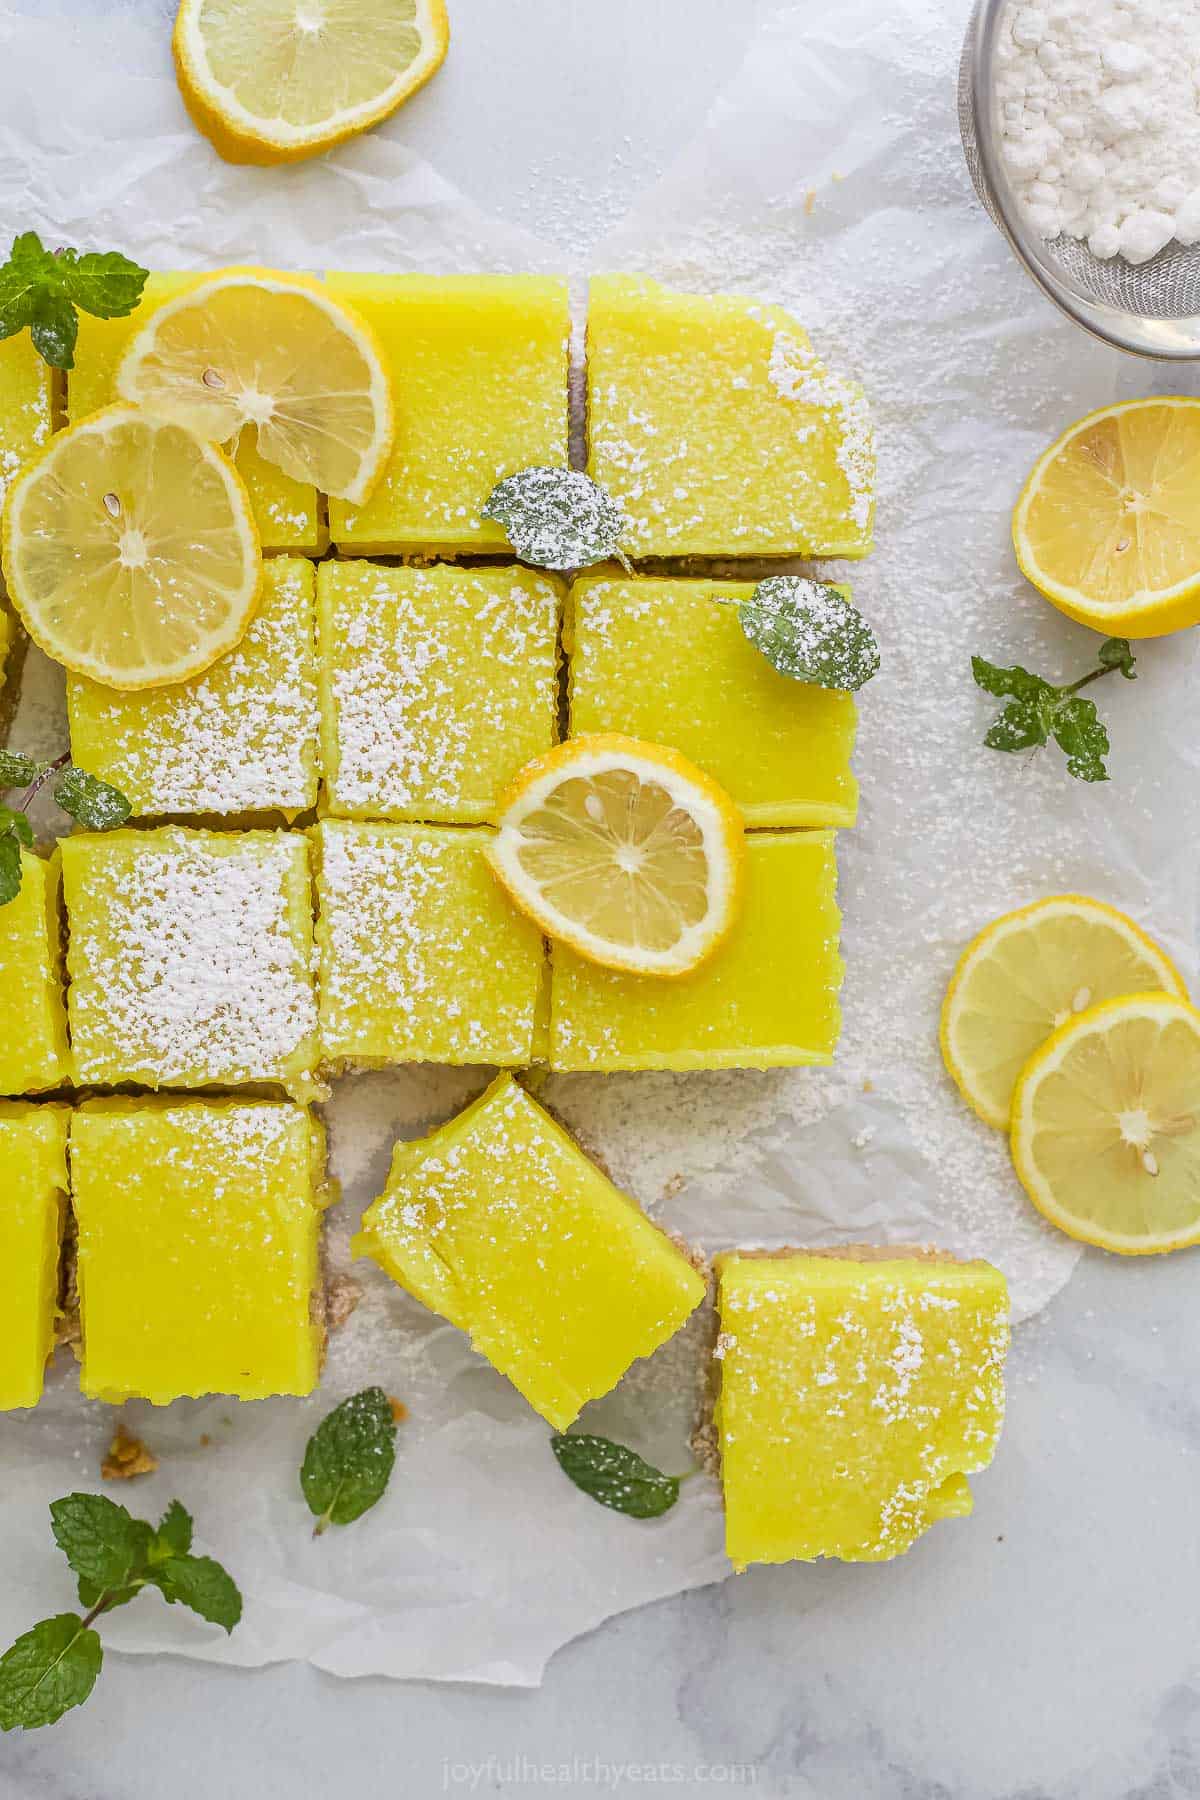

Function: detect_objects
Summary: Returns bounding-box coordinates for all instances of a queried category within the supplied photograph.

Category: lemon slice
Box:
[942,896,1186,1129]
[173,0,450,167]
[1011,992,1200,1254]
[116,271,393,506]
[487,735,746,978]
[2,405,262,690]
[1014,397,1200,637]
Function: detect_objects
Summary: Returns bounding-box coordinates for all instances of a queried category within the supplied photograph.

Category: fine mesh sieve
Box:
[958,0,1200,357]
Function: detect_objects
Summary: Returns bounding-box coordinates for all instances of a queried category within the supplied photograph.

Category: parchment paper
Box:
[1,0,1197,1687]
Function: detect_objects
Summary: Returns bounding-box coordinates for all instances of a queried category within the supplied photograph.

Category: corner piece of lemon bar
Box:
[0,849,70,1097]
[0,1103,69,1411]
[353,1073,707,1430]
[586,274,874,560]
[712,1248,1010,1570]
[71,1098,329,1405]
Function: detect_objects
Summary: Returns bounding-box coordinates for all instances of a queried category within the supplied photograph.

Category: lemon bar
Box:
[568,574,858,828]
[61,828,320,1098]
[72,1097,327,1404]
[313,820,545,1068]
[318,560,561,823]
[587,274,874,559]
[68,556,319,823]
[550,831,842,1071]
[0,332,53,505]
[0,850,70,1095]
[325,275,569,553]
[354,1074,706,1429]
[0,1103,68,1410]
[713,1250,1009,1569]
[69,274,321,554]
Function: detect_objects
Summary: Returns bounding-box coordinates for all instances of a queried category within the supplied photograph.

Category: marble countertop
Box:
[6,1,1200,1794]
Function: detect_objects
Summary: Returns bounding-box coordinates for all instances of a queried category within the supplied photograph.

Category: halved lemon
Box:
[942,895,1186,1129]
[1,405,262,690]
[487,735,746,979]
[1013,397,1200,637]
[174,0,450,167]
[1011,992,1200,1254]
[116,270,393,506]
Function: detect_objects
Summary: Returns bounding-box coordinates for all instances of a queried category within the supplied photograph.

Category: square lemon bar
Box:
[0,1103,69,1410]
[325,275,569,553]
[568,574,858,828]
[713,1250,1009,1570]
[354,1074,707,1430]
[587,274,874,559]
[0,850,70,1095]
[313,820,546,1068]
[68,556,319,823]
[0,331,53,506]
[317,560,561,823]
[69,274,322,554]
[72,1097,328,1404]
[61,828,321,1098]
[550,831,842,1072]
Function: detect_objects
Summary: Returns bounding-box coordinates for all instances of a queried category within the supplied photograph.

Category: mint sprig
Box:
[300,1387,398,1535]
[972,637,1136,782]
[0,751,130,906]
[0,232,147,370]
[549,1434,687,1520]
[0,1495,241,1732]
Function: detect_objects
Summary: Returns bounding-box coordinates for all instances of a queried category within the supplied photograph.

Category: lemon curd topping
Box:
[317,560,561,823]
[72,1097,328,1404]
[713,1251,1010,1569]
[586,274,874,559]
[354,1074,707,1430]
[0,1103,69,1410]
[0,849,70,1096]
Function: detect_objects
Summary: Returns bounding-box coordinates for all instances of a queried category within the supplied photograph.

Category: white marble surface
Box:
[5,0,1200,1792]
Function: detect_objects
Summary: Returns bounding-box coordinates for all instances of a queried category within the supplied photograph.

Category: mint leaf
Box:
[0,804,34,848]
[53,765,131,831]
[145,1556,241,1633]
[154,1500,193,1560]
[300,1387,397,1534]
[740,576,880,691]
[0,749,42,788]
[1098,636,1137,678]
[0,233,147,369]
[0,837,23,906]
[971,655,1053,703]
[75,1577,141,1614]
[0,1616,102,1732]
[483,468,628,571]
[550,1434,682,1519]
[983,698,1048,753]
[49,1494,152,1591]
[1051,695,1110,781]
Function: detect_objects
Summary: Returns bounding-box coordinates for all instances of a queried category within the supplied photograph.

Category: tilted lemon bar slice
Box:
[587,274,874,559]
[72,1098,328,1404]
[61,828,321,1099]
[0,1103,69,1410]
[313,820,546,1068]
[354,1074,707,1430]
[318,560,561,823]
[0,849,70,1096]
[68,556,319,824]
[713,1250,1009,1569]
[0,332,53,507]
[568,574,858,829]
[550,831,842,1071]
[325,275,569,554]
[68,273,322,554]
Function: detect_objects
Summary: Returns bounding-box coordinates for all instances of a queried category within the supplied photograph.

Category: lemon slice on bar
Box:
[173,0,450,167]
[941,895,1186,1129]
[488,735,746,978]
[1,405,262,690]
[1011,992,1200,1255]
[1014,398,1200,637]
[116,270,393,505]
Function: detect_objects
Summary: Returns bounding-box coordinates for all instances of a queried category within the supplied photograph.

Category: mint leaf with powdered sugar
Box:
[739,576,881,691]
[972,637,1136,782]
[482,468,631,571]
